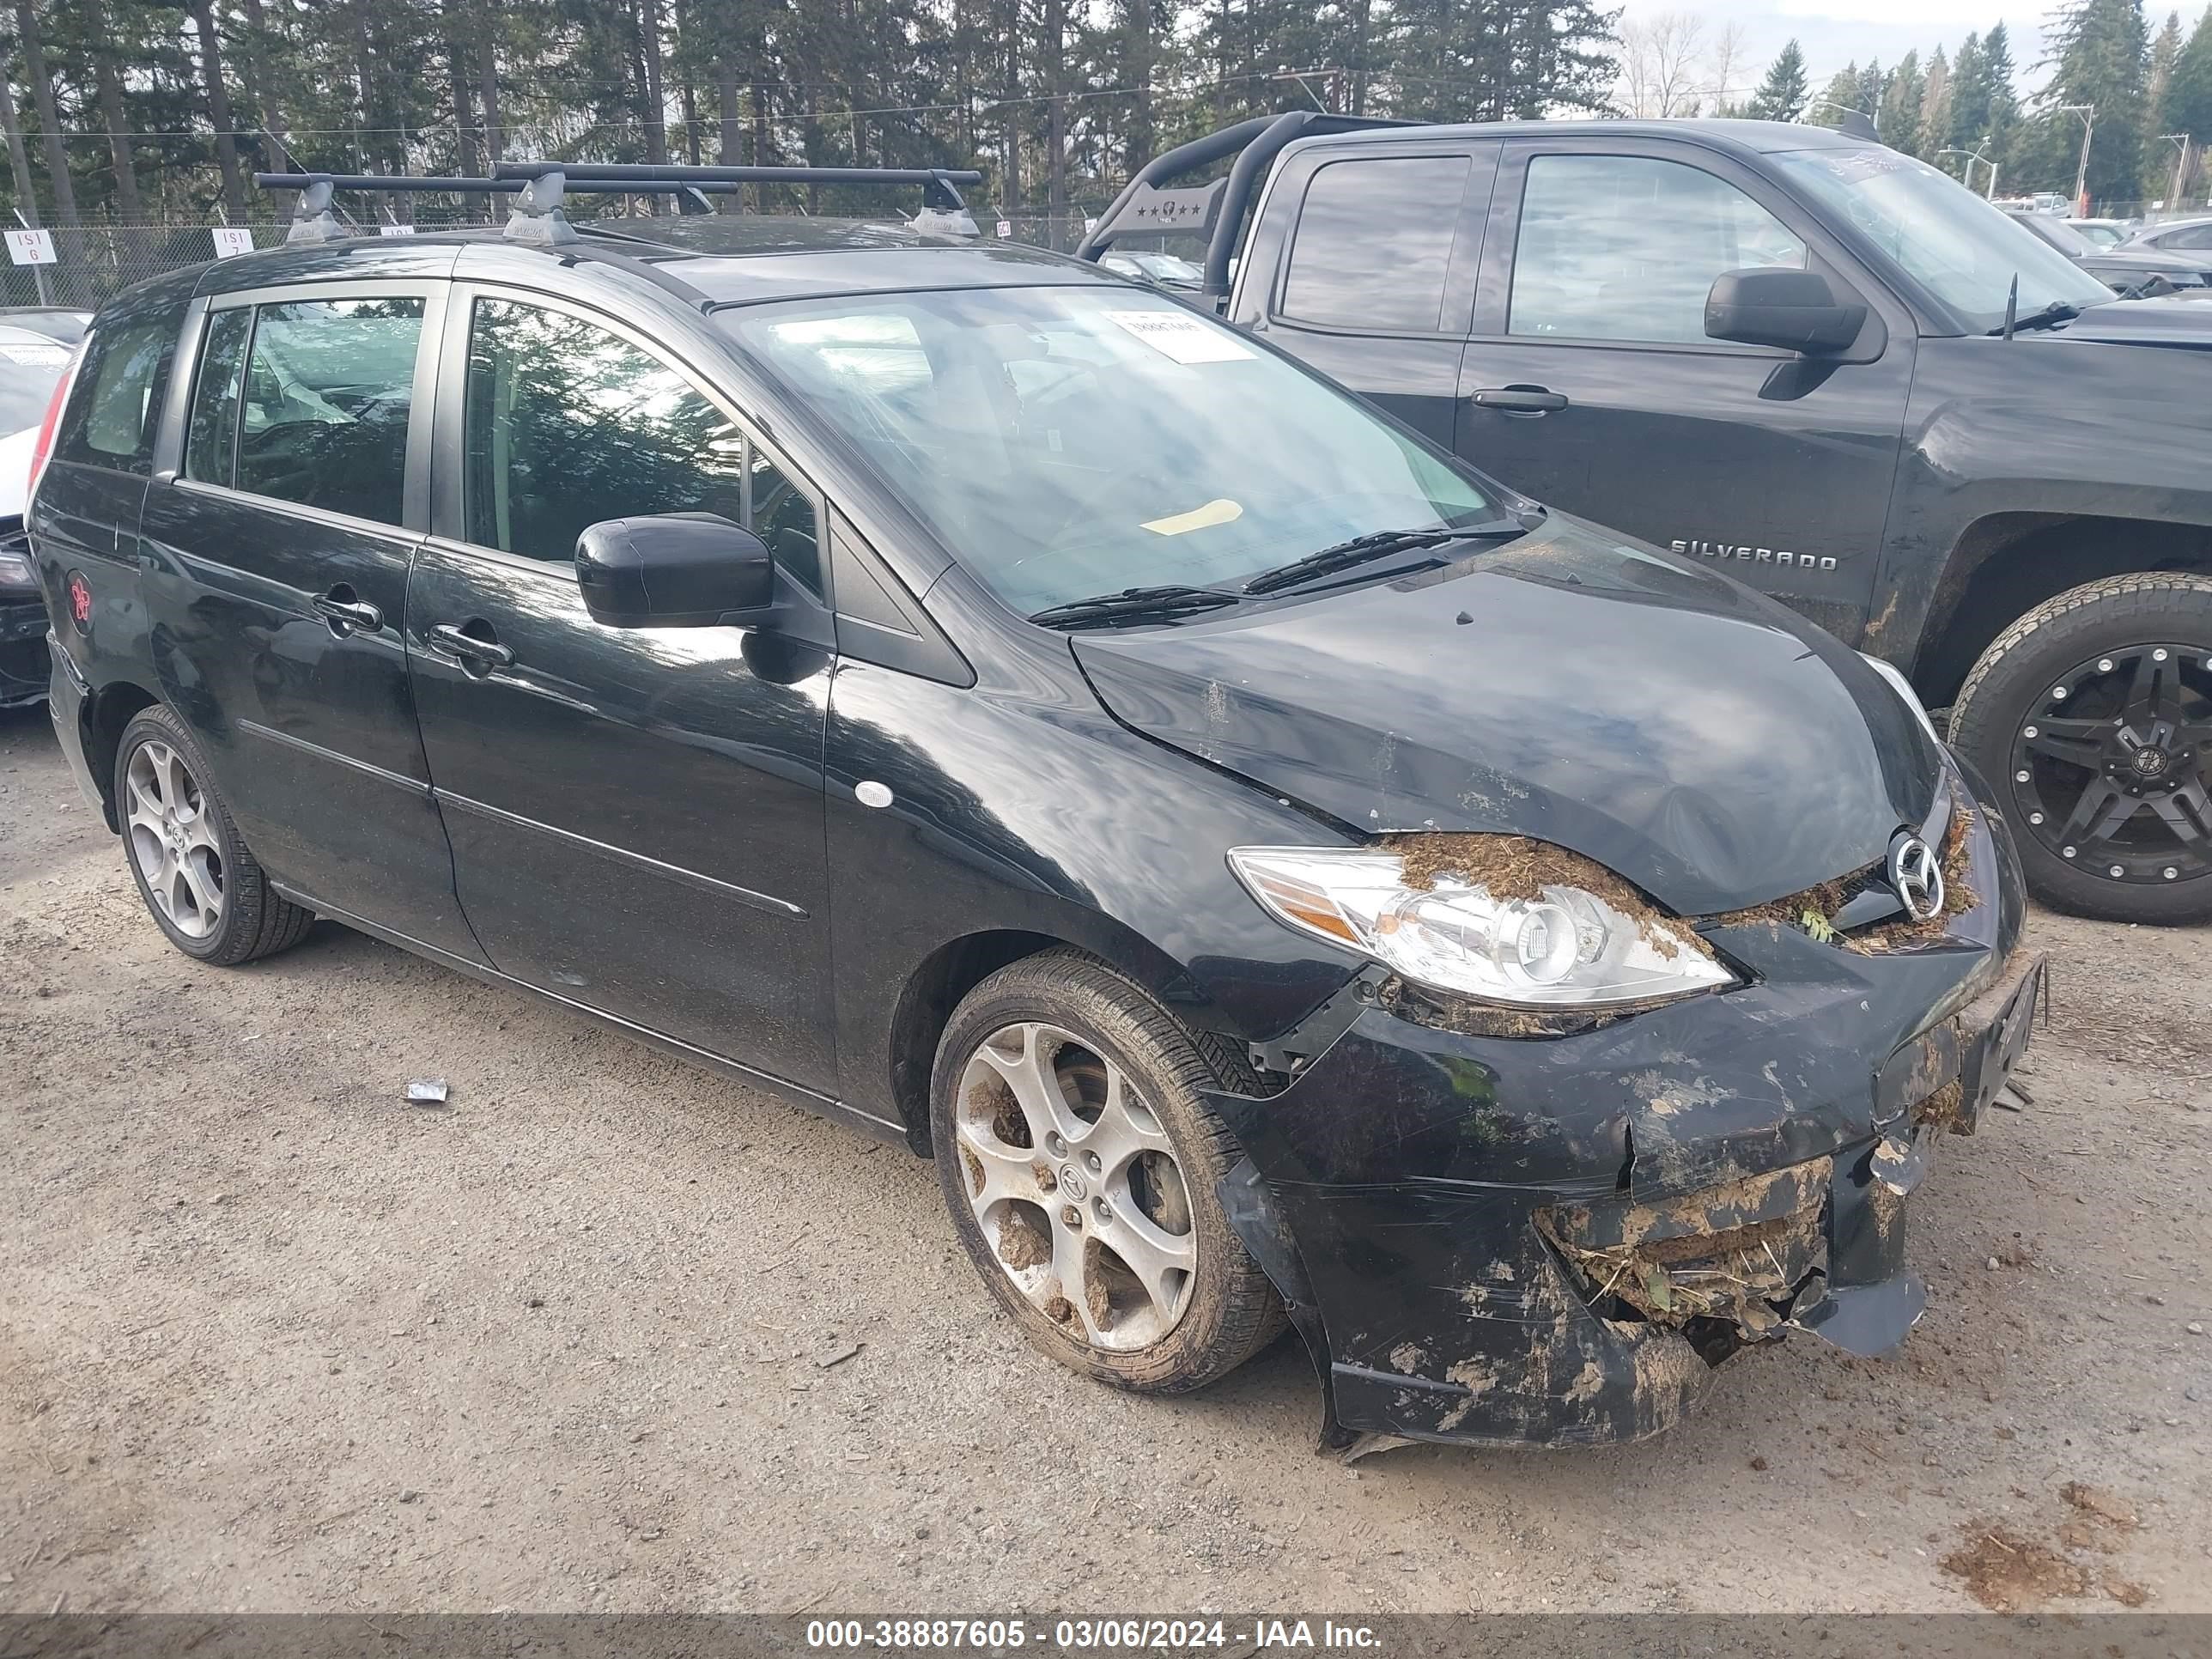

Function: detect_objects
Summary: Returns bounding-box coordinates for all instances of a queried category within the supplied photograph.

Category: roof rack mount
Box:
[255,162,988,246]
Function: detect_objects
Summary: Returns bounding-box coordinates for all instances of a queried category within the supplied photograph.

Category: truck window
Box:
[1509,155,1807,345]
[1280,155,1472,333]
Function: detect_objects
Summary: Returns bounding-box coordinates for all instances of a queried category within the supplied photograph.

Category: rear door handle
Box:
[1470,386,1570,415]
[428,621,514,674]
[312,587,384,634]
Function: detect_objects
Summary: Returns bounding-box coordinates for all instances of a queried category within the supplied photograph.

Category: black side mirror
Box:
[575,514,775,629]
[1705,268,1867,355]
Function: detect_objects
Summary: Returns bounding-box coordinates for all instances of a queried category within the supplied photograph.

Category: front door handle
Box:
[1470,385,1570,415]
[312,587,384,635]
[428,621,514,675]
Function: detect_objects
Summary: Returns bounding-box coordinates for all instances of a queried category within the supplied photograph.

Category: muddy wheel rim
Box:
[954,1021,1196,1352]
[125,739,225,939]
[2009,643,2212,885]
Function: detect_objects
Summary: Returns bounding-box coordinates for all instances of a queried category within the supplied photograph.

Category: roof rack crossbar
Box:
[252,159,990,248]
[1075,112,1414,303]
[493,161,983,211]
[253,173,526,194]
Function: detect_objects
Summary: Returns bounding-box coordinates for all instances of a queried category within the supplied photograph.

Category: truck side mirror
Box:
[575,514,776,629]
[1705,268,1867,356]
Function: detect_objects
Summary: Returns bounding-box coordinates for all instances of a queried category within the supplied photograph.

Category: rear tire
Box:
[113,705,316,964]
[1950,573,2212,923]
[930,949,1284,1394]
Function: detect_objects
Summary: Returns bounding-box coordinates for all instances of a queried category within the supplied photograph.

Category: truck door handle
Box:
[428,621,514,675]
[312,587,384,635]
[1471,385,1570,416]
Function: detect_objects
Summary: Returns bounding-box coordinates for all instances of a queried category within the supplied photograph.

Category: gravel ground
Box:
[3,701,2209,1615]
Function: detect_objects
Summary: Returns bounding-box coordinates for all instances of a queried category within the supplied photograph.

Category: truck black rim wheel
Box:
[2009,641,2212,886]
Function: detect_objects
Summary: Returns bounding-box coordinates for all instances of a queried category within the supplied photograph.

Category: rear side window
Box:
[52,315,179,475]
[1510,155,1808,344]
[235,296,423,526]
[463,296,820,593]
[185,307,253,487]
[1279,155,1473,332]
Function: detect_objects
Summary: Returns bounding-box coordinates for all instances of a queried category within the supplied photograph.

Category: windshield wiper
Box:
[1240,520,1530,596]
[1028,584,1243,629]
[1990,301,2080,336]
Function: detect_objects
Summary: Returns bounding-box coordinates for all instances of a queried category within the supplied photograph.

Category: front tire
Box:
[1951,573,2212,923]
[930,950,1284,1394]
[113,705,316,964]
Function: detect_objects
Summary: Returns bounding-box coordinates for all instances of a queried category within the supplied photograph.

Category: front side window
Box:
[1510,155,1809,344]
[1280,155,1474,332]
[185,307,252,487]
[463,298,817,591]
[53,313,178,474]
[720,287,1492,616]
[236,296,423,525]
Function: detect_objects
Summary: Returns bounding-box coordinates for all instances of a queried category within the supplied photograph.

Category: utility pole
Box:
[2157,133,2191,220]
[2054,102,2094,214]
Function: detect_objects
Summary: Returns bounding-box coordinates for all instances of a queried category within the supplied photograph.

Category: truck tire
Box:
[1950,573,2212,924]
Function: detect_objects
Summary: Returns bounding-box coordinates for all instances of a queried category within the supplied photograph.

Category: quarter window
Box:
[185,307,252,487]
[235,296,424,525]
[1510,155,1808,344]
[462,297,817,592]
[52,313,178,475]
[1280,156,1473,332]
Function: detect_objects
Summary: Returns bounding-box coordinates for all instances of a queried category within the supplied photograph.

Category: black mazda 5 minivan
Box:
[29,206,2042,1450]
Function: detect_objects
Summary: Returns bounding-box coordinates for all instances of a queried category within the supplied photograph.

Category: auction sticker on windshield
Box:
[1103,309,1255,364]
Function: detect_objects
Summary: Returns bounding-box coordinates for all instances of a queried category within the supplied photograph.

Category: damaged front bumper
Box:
[1208,779,2045,1451]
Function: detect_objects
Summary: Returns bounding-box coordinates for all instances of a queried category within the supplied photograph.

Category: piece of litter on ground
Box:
[404,1079,449,1105]
[816,1340,864,1370]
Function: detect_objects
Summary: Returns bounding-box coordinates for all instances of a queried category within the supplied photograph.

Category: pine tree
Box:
[1977,21,2023,174]
[1810,62,1862,127]
[2037,0,2152,205]
[2147,8,2185,188]
[2172,6,2212,141]
[1881,49,1925,156]
[1919,45,1952,159]
[1746,39,1810,121]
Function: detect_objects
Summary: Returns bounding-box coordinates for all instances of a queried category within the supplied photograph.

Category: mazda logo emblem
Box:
[1887,833,1945,922]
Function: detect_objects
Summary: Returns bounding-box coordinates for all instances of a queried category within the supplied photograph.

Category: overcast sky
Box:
[1617,0,2060,97]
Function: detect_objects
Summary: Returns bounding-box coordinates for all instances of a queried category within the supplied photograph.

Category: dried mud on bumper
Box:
[1207,908,2047,1453]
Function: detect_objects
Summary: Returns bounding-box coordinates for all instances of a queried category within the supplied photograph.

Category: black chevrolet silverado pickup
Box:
[1079,114,2212,924]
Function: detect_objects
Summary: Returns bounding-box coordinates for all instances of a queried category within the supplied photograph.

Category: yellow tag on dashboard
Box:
[1141,498,1243,537]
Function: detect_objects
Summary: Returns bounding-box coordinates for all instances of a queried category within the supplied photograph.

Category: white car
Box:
[1,315,88,706]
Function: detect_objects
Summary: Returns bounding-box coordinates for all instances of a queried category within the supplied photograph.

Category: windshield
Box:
[720,288,1492,615]
[1771,148,2111,331]
[0,331,71,434]
[2071,222,2126,247]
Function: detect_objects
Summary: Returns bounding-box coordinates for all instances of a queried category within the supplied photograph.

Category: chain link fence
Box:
[3,206,1115,314]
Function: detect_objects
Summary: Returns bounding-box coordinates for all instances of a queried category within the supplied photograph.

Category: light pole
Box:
[1938,141,1997,199]
[2054,103,2094,214]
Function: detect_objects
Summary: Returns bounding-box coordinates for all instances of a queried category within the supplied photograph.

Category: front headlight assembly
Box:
[1228,843,1735,1009]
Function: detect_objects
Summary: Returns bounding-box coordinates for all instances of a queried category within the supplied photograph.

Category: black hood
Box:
[1073,518,1944,917]
[2049,293,2212,348]
[2081,246,2212,278]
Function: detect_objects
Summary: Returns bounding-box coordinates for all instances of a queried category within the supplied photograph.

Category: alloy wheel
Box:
[2009,643,2212,887]
[125,739,226,939]
[953,1021,1196,1352]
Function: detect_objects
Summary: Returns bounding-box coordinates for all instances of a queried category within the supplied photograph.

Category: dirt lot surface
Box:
[3,702,2209,1615]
